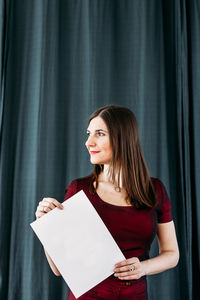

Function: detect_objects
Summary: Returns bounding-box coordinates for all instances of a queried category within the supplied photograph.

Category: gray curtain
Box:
[0,1,199,299]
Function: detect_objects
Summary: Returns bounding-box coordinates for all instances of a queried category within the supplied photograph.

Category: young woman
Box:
[35,105,179,300]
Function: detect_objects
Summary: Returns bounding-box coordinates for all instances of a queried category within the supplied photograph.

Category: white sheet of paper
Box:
[30,190,125,298]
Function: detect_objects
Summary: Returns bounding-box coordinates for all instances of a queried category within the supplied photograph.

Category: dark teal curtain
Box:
[0,1,199,299]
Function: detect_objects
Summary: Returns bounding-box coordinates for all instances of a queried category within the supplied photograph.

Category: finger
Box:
[39,201,56,210]
[38,201,57,214]
[36,201,63,219]
[35,211,45,219]
[115,257,138,270]
[43,206,51,213]
[36,205,44,213]
[115,270,133,277]
[117,274,141,280]
[114,264,136,273]
[114,263,137,276]
[114,265,131,273]
[114,259,128,269]
[43,198,64,209]
[37,204,52,214]
[115,265,143,280]
[37,204,47,214]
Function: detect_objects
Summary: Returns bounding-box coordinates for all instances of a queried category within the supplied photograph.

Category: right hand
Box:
[35,197,64,219]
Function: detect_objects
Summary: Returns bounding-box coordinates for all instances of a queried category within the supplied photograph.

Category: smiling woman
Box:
[85,105,158,209]
[85,117,112,165]
[35,105,179,300]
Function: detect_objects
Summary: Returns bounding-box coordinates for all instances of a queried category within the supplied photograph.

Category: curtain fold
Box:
[0,1,199,299]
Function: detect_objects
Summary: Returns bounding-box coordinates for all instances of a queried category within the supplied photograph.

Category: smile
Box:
[90,151,100,155]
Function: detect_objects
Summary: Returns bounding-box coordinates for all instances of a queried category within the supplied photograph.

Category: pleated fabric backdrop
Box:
[0,1,199,299]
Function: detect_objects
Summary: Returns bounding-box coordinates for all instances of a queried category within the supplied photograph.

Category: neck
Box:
[100,164,122,188]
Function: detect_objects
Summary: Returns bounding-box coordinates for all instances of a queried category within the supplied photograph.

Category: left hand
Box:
[114,257,146,280]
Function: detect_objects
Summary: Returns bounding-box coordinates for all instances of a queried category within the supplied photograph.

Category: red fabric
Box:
[64,176,172,261]
[67,276,147,300]
[63,176,172,299]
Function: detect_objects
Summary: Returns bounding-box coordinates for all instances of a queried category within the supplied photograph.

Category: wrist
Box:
[140,260,149,276]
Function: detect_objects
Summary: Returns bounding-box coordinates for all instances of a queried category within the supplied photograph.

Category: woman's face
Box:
[85,116,112,165]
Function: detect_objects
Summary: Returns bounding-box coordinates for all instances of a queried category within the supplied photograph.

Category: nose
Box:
[85,135,96,148]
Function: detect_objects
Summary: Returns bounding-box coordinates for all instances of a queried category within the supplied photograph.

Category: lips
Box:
[90,151,100,155]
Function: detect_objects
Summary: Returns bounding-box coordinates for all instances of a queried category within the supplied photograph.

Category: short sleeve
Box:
[63,180,77,201]
[155,178,173,223]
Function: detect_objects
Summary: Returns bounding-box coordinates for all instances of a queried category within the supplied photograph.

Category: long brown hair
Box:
[87,105,157,209]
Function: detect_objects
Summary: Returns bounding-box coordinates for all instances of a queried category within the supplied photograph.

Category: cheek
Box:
[99,138,112,157]
[105,143,112,157]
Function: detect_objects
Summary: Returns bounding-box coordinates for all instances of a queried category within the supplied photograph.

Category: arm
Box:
[114,221,179,279]
[141,221,179,275]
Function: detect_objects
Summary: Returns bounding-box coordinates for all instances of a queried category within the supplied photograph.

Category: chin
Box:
[90,159,101,165]
[90,158,110,165]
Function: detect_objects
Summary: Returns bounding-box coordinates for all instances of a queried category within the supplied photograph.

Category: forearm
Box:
[44,248,61,276]
[141,250,179,276]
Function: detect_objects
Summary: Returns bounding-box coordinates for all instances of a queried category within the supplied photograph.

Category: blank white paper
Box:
[30,190,125,298]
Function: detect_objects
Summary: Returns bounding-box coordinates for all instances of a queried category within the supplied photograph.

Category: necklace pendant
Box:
[114,186,121,192]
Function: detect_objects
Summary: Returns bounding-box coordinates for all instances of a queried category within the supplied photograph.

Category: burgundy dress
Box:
[64,176,172,300]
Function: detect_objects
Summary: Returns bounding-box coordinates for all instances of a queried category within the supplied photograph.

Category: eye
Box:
[86,131,90,136]
[97,131,105,137]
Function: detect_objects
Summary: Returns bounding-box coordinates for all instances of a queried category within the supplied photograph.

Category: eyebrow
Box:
[87,129,108,133]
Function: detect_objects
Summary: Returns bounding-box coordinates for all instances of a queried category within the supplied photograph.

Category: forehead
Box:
[87,116,108,131]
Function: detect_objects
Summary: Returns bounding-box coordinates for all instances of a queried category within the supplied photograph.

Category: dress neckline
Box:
[87,176,134,208]
[94,190,134,209]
